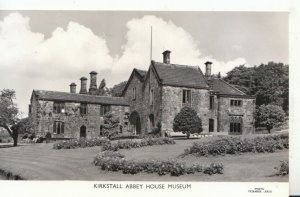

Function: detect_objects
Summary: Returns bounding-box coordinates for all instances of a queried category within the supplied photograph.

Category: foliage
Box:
[255,104,286,132]
[11,117,35,135]
[93,151,223,176]
[0,89,20,146]
[223,62,289,113]
[53,137,110,149]
[102,137,175,151]
[98,79,111,96]
[173,106,202,138]
[183,134,289,157]
[102,112,120,138]
[110,81,127,97]
[109,133,139,141]
[274,160,289,176]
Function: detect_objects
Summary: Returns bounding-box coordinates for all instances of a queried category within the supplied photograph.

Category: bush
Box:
[109,133,139,141]
[173,106,202,138]
[102,137,175,151]
[93,151,223,176]
[274,160,289,176]
[183,133,289,157]
[53,137,110,149]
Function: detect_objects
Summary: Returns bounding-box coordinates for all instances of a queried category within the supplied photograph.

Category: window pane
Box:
[57,122,60,134]
[61,122,64,134]
[182,90,186,103]
[53,122,56,133]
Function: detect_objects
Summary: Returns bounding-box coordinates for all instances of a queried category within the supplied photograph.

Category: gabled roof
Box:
[121,68,147,96]
[151,61,209,89]
[210,78,246,95]
[32,90,129,106]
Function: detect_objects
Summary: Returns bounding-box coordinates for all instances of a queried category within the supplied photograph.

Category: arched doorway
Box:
[129,111,141,135]
[80,125,86,138]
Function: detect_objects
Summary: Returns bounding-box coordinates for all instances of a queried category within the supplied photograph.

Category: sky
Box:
[0,11,288,116]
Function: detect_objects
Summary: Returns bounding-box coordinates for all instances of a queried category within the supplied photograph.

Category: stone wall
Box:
[30,99,129,139]
[217,96,255,134]
[161,86,212,134]
[141,67,163,133]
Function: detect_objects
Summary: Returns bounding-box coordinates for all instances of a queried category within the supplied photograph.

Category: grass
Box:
[0,135,288,181]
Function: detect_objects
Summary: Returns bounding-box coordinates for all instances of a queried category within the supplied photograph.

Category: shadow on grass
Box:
[0,144,26,148]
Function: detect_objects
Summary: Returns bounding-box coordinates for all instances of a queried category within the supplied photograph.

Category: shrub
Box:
[102,137,175,151]
[93,151,223,176]
[173,106,202,138]
[274,160,289,176]
[109,133,139,141]
[53,137,110,149]
[183,133,288,157]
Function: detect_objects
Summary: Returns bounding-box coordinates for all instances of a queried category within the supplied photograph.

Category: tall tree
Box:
[110,81,127,97]
[224,62,289,113]
[0,89,20,146]
[98,79,109,96]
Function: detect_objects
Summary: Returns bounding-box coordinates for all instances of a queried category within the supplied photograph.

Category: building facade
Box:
[29,50,255,139]
[122,50,256,136]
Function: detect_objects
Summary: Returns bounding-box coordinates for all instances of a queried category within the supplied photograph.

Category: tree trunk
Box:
[0,125,17,146]
[186,133,190,139]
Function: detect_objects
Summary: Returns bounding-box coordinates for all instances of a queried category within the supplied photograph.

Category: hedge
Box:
[53,137,110,149]
[102,137,175,151]
[93,151,223,176]
[183,133,288,157]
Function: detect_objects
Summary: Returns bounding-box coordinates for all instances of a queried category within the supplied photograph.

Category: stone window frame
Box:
[53,102,65,114]
[80,103,88,115]
[182,89,191,104]
[53,121,64,134]
[230,122,242,133]
[230,99,242,107]
[100,105,111,116]
[132,87,136,101]
[150,89,154,105]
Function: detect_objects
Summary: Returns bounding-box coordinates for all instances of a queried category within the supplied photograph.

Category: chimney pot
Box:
[162,50,171,64]
[69,83,77,93]
[79,77,88,94]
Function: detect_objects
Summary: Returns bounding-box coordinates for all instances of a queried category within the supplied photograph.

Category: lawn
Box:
[0,136,288,181]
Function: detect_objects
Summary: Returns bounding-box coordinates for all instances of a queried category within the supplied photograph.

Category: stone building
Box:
[29,50,255,139]
[122,50,256,136]
[29,71,130,139]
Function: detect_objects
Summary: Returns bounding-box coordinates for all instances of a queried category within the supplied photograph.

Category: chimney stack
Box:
[162,50,171,64]
[205,61,212,78]
[89,71,98,95]
[79,77,88,94]
[69,83,77,93]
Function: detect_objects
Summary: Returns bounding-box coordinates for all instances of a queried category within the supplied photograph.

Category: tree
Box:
[173,106,202,139]
[223,62,289,114]
[98,79,110,96]
[11,117,34,135]
[110,81,127,97]
[0,89,19,146]
[255,104,286,133]
[102,112,120,138]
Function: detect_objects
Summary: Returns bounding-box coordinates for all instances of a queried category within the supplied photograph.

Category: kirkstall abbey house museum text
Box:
[29,50,256,138]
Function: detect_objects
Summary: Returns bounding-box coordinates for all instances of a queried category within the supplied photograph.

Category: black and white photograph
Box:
[0,0,298,196]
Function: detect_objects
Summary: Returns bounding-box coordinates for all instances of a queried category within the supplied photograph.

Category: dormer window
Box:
[53,102,65,114]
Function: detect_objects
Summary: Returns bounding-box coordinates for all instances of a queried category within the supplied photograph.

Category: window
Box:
[150,89,154,105]
[53,121,64,134]
[182,90,191,104]
[209,96,214,109]
[80,103,87,115]
[230,122,242,133]
[209,119,214,132]
[132,87,136,100]
[100,105,111,116]
[230,99,242,107]
[53,102,65,113]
